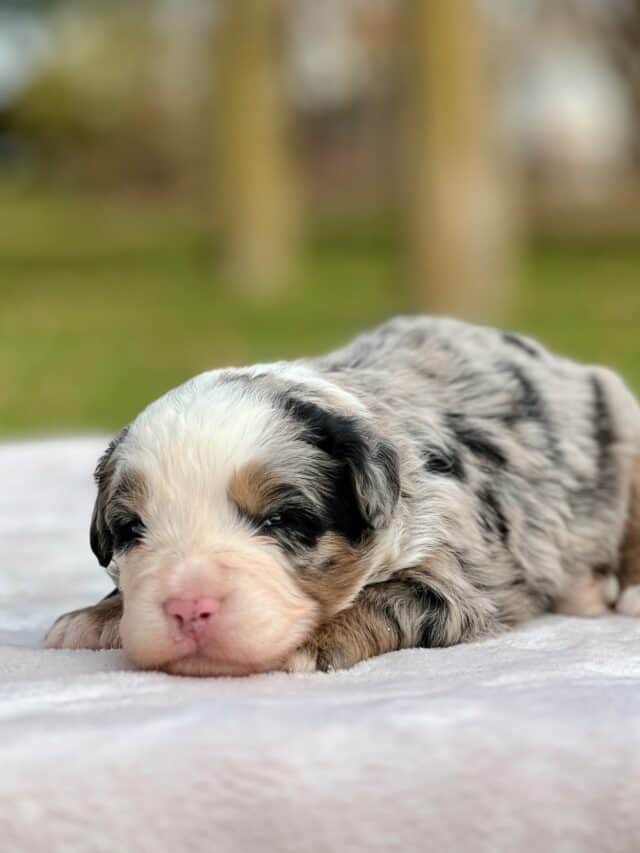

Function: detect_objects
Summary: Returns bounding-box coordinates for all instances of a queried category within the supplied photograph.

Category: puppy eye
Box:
[113,515,145,549]
[258,513,283,532]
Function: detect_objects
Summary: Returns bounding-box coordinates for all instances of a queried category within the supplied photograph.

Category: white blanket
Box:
[1,439,639,853]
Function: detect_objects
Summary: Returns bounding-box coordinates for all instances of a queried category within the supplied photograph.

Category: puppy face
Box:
[90,371,399,675]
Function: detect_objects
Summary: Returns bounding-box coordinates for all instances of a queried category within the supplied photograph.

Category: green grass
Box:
[1,181,639,436]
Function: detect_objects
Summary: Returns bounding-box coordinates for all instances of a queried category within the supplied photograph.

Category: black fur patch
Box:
[248,483,330,551]
[422,443,466,481]
[501,362,562,463]
[90,427,130,568]
[328,463,378,544]
[111,514,145,553]
[268,511,328,552]
[502,332,540,358]
[283,397,368,464]
[477,485,509,545]
[503,363,544,423]
[566,376,618,514]
[281,395,400,533]
[401,580,449,648]
[246,478,370,551]
[590,374,617,493]
[446,414,508,468]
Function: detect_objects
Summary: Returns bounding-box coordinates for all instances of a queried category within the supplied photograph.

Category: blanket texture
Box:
[1,439,639,853]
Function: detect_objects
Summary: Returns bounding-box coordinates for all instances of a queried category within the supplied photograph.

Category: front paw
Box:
[282,642,319,673]
[617,584,640,617]
[282,638,349,674]
[45,606,121,650]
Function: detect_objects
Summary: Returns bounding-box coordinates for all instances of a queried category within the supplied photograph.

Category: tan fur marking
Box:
[316,601,400,670]
[290,594,400,672]
[296,532,371,618]
[227,462,281,518]
[288,574,447,672]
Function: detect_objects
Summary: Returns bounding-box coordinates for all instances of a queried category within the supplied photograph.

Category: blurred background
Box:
[1,0,639,436]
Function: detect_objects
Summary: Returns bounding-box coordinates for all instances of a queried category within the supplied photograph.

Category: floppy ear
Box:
[90,427,129,568]
[283,398,400,530]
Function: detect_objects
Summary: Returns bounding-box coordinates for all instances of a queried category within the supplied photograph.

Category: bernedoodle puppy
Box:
[46,316,640,675]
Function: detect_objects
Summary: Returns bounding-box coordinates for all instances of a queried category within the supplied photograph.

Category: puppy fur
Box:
[46,316,640,674]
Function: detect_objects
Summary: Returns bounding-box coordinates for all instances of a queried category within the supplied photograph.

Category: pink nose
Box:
[163,596,221,639]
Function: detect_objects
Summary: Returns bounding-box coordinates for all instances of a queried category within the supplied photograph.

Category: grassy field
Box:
[1,181,640,436]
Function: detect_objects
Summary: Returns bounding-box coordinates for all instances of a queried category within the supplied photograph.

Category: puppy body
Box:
[46,316,640,674]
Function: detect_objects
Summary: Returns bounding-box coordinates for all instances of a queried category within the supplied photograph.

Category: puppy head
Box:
[90,371,399,675]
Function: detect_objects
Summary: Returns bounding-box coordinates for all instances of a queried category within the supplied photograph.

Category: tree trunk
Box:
[214,0,297,294]
[403,0,515,320]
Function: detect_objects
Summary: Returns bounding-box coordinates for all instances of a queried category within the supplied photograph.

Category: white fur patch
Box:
[118,543,319,675]
[616,585,640,617]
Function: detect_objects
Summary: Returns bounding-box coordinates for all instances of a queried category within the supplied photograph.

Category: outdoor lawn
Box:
[1,180,639,437]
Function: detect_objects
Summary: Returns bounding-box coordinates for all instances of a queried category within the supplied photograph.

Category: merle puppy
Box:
[46,316,640,675]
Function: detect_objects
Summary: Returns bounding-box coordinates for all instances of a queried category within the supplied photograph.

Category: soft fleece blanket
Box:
[1,439,639,853]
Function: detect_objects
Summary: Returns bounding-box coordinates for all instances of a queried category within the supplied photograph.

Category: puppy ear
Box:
[90,427,129,568]
[347,434,400,529]
[283,398,400,530]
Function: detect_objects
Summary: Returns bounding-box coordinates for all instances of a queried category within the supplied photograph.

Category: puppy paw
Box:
[282,638,352,673]
[557,573,618,617]
[282,643,319,674]
[616,584,640,617]
[601,574,620,606]
[45,605,121,650]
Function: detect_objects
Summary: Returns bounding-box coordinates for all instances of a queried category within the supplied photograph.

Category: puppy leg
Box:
[45,589,123,650]
[285,577,455,673]
[562,454,640,620]
[555,571,618,617]
[285,597,398,673]
[617,456,640,617]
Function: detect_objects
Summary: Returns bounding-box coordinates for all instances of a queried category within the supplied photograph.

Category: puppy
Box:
[46,316,640,675]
